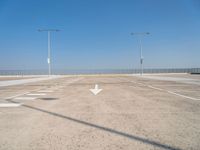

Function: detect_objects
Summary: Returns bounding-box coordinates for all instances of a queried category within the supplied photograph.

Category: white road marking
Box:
[119,77,200,101]
[0,103,22,107]
[147,85,163,91]
[139,75,200,85]
[167,91,200,101]
[50,88,59,90]
[90,84,102,95]
[14,97,37,100]
[148,85,200,101]
[6,92,31,100]
[26,93,46,96]
[5,87,43,100]
[38,90,53,93]
[4,77,83,101]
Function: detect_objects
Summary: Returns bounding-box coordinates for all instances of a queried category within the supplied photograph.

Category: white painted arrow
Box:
[90,84,102,95]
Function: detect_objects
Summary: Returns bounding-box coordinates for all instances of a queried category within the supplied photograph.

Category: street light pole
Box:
[47,31,51,76]
[38,29,59,76]
[131,32,150,75]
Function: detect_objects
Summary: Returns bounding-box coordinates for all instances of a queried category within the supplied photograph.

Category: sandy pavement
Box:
[0,74,200,150]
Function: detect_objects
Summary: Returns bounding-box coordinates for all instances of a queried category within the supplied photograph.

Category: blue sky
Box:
[0,0,200,70]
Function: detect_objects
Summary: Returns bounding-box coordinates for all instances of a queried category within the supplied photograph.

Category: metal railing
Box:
[0,68,199,75]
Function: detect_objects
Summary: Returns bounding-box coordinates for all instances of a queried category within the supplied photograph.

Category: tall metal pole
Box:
[139,35,143,75]
[48,31,51,76]
[38,29,59,76]
[131,32,150,75]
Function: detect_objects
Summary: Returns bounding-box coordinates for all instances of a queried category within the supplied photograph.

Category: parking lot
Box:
[0,74,200,150]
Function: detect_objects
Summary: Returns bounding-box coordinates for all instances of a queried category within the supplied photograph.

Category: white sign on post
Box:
[47,58,50,64]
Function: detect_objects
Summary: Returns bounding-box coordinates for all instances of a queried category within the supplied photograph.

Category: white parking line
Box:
[38,90,53,93]
[6,92,31,100]
[14,97,37,100]
[26,93,46,96]
[148,85,200,101]
[5,87,43,100]
[50,88,59,90]
[0,103,22,107]
[4,77,84,103]
[119,77,200,101]
[167,91,200,101]
[147,85,164,91]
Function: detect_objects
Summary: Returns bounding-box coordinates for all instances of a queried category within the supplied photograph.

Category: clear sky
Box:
[0,0,200,70]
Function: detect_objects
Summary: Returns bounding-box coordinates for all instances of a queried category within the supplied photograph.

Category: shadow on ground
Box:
[7,99,181,150]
